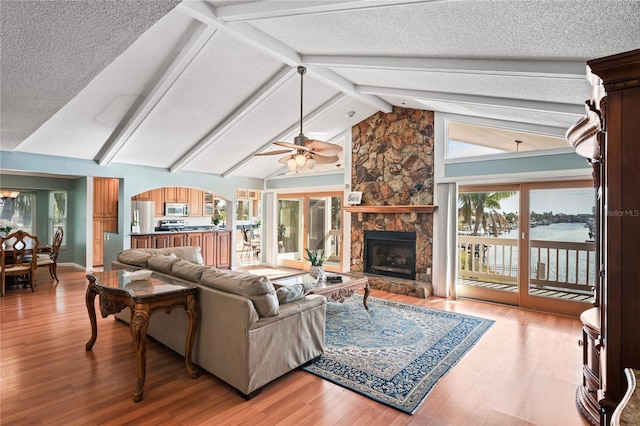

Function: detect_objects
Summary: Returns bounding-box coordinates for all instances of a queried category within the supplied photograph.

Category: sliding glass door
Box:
[277,192,343,271]
[458,181,595,316]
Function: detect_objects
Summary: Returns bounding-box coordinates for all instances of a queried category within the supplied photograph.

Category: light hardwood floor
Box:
[1,267,588,425]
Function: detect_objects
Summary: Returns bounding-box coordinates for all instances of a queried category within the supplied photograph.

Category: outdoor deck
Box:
[458,278,593,303]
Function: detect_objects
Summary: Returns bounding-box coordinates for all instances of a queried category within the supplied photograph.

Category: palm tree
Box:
[458,191,515,236]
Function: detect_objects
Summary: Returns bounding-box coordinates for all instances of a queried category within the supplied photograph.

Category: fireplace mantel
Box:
[343,205,437,214]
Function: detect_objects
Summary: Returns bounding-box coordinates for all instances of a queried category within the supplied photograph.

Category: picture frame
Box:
[346,191,362,205]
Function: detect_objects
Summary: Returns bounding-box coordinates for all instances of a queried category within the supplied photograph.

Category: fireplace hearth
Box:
[364,230,416,280]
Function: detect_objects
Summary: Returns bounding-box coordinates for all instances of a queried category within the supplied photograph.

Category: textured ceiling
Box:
[1,0,639,179]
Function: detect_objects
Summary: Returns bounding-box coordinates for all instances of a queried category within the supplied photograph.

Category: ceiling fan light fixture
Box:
[306,156,316,169]
[287,157,298,171]
[0,190,20,199]
[295,153,306,166]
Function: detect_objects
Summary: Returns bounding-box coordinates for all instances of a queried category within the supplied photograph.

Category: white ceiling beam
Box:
[359,85,585,116]
[95,24,216,166]
[177,0,392,114]
[170,66,296,173]
[222,93,348,178]
[177,1,302,67]
[215,0,434,22]
[304,55,587,79]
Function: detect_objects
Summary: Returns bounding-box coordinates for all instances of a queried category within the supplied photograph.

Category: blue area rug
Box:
[303,295,494,414]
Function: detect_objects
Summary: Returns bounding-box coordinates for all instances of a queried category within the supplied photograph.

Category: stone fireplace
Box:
[349,107,434,298]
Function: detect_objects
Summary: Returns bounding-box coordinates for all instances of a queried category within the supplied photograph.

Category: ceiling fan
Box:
[254,66,343,171]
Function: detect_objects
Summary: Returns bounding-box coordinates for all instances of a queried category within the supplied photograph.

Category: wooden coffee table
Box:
[273,272,370,310]
[85,270,199,402]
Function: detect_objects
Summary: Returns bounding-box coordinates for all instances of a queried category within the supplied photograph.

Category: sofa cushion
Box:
[200,269,279,317]
[166,246,204,265]
[117,249,153,268]
[172,260,211,282]
[276,282,315,304]
[147,253,181,274]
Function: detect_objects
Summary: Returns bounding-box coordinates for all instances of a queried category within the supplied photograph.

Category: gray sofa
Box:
[111,246,326,398]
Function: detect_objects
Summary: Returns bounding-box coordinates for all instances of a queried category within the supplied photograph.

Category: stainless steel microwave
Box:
[165,202,189,217]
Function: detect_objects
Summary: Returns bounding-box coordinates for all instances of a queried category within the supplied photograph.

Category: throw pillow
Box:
[276,281,315,304]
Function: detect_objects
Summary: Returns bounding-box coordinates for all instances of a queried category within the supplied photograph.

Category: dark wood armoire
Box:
[567,49,640,425]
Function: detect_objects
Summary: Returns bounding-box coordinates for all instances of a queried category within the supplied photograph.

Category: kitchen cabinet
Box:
[203,192,214,216]
[201,231,231,268]
[215,231,231,269]
[132,190,151,201]
[131,235,153,249]
[150,188,164,216]
[164,187,189,203]
[93,178,119,267]
[153,234,171,249]
[131,231,231,268]
[189,189,203,217]
[186,232,202,247]
[169,233,187,247]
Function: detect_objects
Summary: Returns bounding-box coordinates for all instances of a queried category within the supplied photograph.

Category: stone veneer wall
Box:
[350,107,434,298]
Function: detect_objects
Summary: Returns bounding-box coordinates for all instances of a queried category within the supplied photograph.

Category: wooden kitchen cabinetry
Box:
[153,234,171,249]
[93,177,119,267]
[189,189,203,217]
[130,231,231,269]
[568,49,640,425]
[202,231,231,269]
[131,235,153,249]
[164,187,189,203]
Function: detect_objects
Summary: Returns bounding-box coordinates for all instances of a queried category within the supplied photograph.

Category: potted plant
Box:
[211,217,220,230]
[305,248,325,279]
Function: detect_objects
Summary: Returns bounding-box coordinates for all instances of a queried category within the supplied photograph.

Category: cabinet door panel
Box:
[131,235,152,249]
[189,189,203,216]
[186,233,202,247]
[150,189,164,216]
[202,232,216,266]
[170,233,186,247]
[216,231,231,269]
[154,234,170,249]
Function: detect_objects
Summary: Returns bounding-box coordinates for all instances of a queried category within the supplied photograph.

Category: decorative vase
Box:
[309,265,324,280]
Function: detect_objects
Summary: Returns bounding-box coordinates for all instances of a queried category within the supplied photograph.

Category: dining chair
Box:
[241,227,260,258]
[37,226,64,281]
[1,230,39,296]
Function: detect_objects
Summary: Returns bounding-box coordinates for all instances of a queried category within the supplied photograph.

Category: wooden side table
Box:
[273,272,370,310]
[85,270,199,402]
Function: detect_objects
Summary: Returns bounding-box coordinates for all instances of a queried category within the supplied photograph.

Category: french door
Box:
[276,192,343,272]
[458,181,595,316]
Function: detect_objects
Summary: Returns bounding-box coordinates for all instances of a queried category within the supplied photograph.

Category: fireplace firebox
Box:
[364,230,416,280]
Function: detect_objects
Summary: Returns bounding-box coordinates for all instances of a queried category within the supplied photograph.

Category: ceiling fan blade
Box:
[304,140,343,155]
[278,155,294,164]
[274,141,311,152]
[312,154,340,164]
[254,149,293,156]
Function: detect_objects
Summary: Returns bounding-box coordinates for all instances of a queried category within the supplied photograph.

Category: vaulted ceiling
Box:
[2,1,639,179]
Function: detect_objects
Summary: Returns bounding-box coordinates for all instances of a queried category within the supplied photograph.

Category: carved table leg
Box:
[131,308,150,402]
[184,295,200,379]
[85,280,99,351]
[363,281,370,310]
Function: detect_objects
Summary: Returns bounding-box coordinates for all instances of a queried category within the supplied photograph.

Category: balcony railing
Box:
[458,235,596,295]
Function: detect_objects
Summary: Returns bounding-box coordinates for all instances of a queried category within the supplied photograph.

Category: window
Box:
[0,192,35,234]
[50,191,67,246]
[446,121,569,160]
